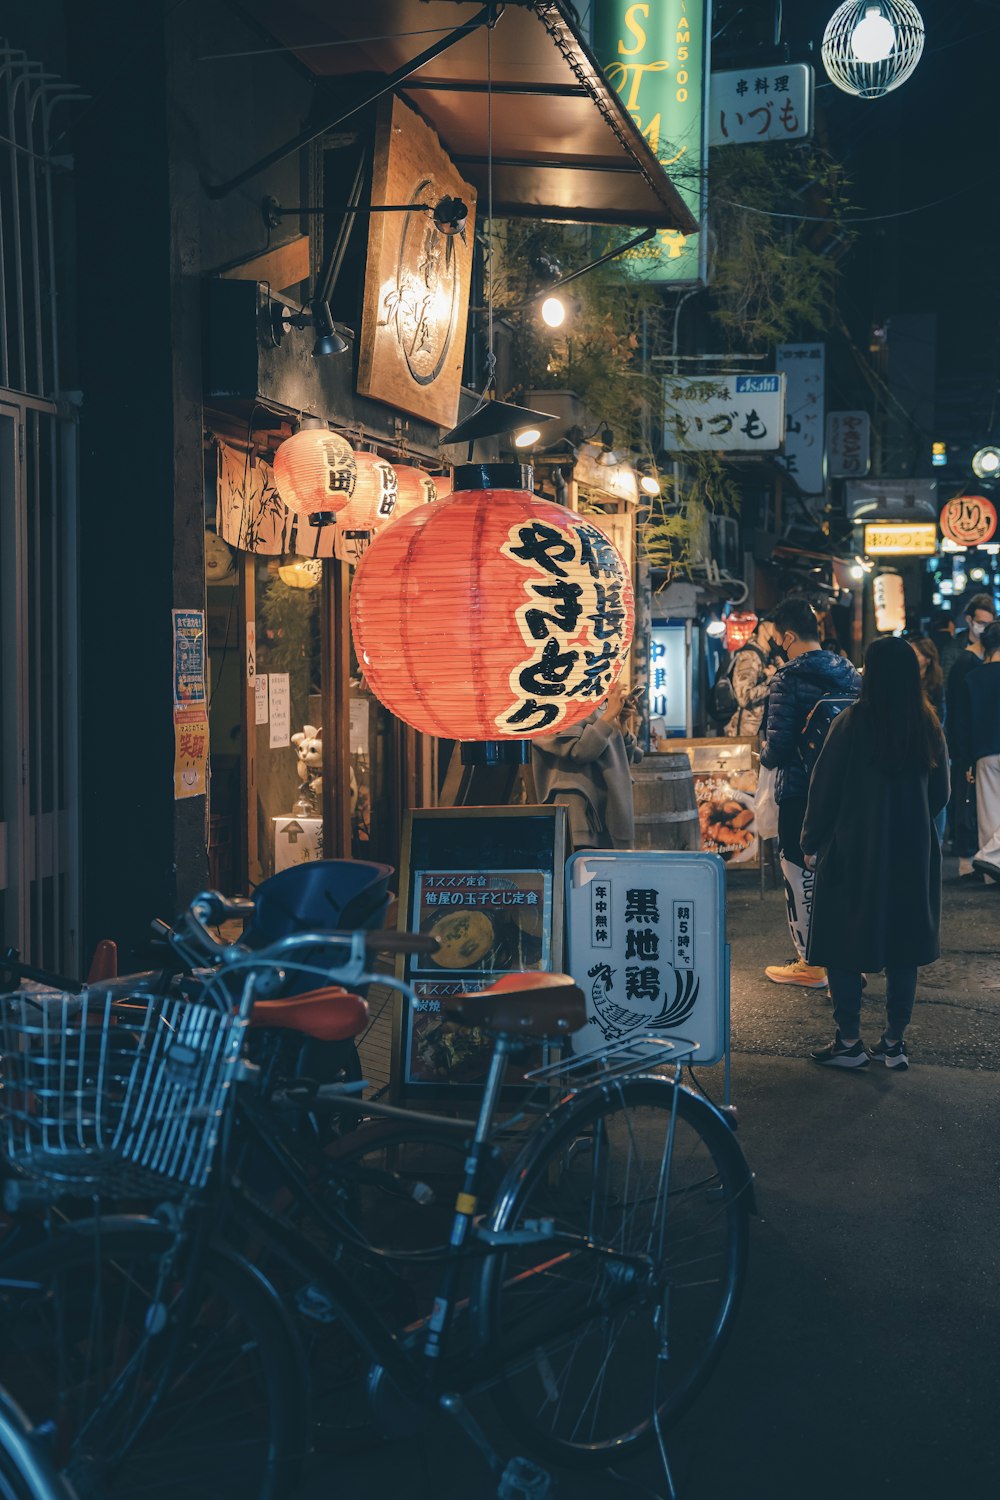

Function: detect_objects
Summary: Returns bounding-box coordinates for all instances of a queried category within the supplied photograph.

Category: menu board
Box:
[654,737,761,867]
[393,807,567,1101]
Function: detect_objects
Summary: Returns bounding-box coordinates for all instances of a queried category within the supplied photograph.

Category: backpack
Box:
[799,694,855,775]
[709,641,767,725]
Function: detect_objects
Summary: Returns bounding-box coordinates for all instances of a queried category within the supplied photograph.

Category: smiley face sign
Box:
[939,494,998,547]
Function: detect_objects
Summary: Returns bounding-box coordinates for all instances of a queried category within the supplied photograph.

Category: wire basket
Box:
[0,988,249,1197]
[524,1033,699,1093]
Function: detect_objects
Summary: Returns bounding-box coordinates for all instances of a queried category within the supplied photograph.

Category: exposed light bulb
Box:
[851,5,896,62]
[514,427,541,448]
[850,564,865,580]
[970,567,987,582]
[706,619,727,637]
[541,296,566,329]
[640,474,661,496]
[973,446,1000,478]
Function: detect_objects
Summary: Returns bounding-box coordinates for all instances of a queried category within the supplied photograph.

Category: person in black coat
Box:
[800,636,950,1071]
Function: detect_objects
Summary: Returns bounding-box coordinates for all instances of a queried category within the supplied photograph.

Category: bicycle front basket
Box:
[0,988,248,1197]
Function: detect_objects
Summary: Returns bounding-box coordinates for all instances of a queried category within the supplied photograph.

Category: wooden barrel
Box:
[631,753,700,851]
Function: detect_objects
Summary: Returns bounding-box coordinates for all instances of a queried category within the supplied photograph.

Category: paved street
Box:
[330,860,1000,1499]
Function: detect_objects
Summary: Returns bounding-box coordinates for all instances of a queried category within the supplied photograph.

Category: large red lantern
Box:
[272,428,356,522]
[939,493,998,547]
[391,465,437,519]
[350,465,635,741]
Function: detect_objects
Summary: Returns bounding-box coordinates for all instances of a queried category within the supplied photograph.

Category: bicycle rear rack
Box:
[524,1033,699,1092]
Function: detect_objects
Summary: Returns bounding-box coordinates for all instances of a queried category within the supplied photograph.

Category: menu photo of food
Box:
[694,769,758,864]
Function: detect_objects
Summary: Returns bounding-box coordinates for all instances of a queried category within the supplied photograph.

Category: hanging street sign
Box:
[827,411,871,478]
[776,343,825,494]
[864,522,937,557]
[846,478,938,521]
[594,1,710,284]
[939,494,998,547]
[663,373,785,453]
[709,63,814,146]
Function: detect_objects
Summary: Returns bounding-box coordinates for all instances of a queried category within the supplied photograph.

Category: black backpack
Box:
[709,641,767,725]
[799,693,856,775]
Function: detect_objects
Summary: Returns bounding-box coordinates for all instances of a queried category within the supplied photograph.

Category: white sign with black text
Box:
[776,343,825,494]
[663,373,785,453]
[826,411,871,478]
[709,63,813,146]
[566,851,729,1067]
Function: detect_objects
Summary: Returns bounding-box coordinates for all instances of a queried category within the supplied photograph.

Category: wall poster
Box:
[393,806,567,1101]
[650,737,761,867]
[357,95,477,429]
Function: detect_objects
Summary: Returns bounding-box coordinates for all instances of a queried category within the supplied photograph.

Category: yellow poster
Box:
[173,704,209,799]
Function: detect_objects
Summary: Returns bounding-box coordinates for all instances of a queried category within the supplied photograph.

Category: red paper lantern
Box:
[725,612,758,653]
[272,429,356,520]
[350,466,635,741]
[390,465,437,519]
[939,494,998,547]
[335,452,399,535]
[431,473,453,502]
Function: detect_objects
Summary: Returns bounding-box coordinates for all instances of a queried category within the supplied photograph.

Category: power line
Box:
[716,187,966,225]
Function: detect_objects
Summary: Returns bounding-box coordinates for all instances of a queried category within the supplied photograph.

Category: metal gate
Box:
[0,41,84,973]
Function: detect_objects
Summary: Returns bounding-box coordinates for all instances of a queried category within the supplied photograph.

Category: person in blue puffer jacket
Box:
[759,598,862,988]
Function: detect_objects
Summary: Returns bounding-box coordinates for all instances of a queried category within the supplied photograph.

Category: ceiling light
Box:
[514,427,541,448]
[541,296,566,329]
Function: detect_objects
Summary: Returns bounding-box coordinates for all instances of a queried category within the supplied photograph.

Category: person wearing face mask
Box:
[944,592,997,879]
[722,614,785,737]
[759,598,861,987]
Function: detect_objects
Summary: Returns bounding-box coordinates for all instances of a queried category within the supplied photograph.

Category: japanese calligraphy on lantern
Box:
[567,851,728,1065]
[594,1,709,284]
[776,343,825,494]
[497,516,635,735]
[709,63,813,146]
[826,411,871,478]
[663,374,785,453]
[939,494,998,547]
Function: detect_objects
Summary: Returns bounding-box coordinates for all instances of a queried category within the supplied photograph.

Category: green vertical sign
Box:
[593,1,708,283]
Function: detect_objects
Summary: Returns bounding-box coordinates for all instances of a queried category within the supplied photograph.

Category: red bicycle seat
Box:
[441,972,586,1039]
[249,987,369,1042]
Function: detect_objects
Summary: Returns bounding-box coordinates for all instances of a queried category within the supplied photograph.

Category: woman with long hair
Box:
[909,634,945,717]
[800,636,950,1071]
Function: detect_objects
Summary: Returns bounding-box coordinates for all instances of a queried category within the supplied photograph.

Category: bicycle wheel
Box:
[479,1077,751,1465]
[0,1388,73,1500]
[0,1219,306,1500]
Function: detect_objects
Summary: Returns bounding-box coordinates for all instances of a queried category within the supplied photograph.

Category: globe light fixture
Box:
[540,295,566,329]
[972,446,1000,479]
[822,1,924,99]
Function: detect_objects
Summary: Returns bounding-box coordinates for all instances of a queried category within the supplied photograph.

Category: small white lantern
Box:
[821,1,924,99]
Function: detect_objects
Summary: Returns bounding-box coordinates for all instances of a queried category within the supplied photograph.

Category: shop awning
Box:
[238,0,699,231]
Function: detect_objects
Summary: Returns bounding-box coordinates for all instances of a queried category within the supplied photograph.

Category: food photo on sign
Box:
[653,738,762,866]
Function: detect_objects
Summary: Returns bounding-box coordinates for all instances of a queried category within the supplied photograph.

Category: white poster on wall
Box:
[254,674,269,726]
[268,673,291,748]
[776,343,825,494]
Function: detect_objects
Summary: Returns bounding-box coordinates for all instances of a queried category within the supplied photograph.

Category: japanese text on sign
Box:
[776,343,825,494]
[663,374,785,453]
[592,879,612,949]
[710,63,813,146]
[826,411,871,478]
[497,516,633,735]
[172,610,206,705]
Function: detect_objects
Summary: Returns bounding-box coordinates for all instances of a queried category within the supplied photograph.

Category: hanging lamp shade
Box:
[821,1,924,99]
[390,465,438,519]
[350,464,635,741]
[277,555,323,589]
[272,428,356,523]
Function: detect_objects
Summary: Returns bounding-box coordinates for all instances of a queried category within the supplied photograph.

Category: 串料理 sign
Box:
[663,373,785,452]
[709,63,813,146]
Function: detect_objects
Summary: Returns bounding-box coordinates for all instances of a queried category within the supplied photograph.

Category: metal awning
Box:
[237,0,698,231]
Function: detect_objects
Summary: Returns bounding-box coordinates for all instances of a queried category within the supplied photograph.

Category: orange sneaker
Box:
[764,959,828,988]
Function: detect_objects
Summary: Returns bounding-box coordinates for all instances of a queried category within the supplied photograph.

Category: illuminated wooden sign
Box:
[357,96,477,429]
[864,523,937,557]
[939,494,998,547]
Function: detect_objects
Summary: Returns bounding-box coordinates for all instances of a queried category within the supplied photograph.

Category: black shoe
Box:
[869,1033,909,1070]
[810,1032,870,1069]
[958,870,985,883]
[972,858,1000,883]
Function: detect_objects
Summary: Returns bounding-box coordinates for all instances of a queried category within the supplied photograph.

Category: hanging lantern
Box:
[272,428,356,525]
[391,465,438,519]
[350,464,635,741]
[432,472,453,502]
[821,1,924,99]
[277,555,323,589]
[334,452,399,565]
[939,494,998,548]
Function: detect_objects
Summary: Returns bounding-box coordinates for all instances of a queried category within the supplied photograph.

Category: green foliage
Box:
[639,453,741,578]
[258,578,319,725]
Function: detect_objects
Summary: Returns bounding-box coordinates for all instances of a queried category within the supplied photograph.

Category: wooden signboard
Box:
[392,806,567,1102]
[357,95,477,429]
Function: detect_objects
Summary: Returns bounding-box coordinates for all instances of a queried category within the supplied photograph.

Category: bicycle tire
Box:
[0,1219,307,1500]
[478,1077,751,1466]
[0,1389,72,1500]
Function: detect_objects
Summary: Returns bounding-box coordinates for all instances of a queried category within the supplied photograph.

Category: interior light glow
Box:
[514,427,541,448]
[541,296,566,329]
[851,5,896,61]
[640,474,661,495]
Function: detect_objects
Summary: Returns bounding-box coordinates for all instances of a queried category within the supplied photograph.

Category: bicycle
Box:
[0,1387,74,1500]
[0,891,755,1498]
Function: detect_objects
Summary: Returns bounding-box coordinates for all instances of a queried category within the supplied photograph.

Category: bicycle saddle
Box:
[441,972,587,1039]
[248,988,369,1042]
